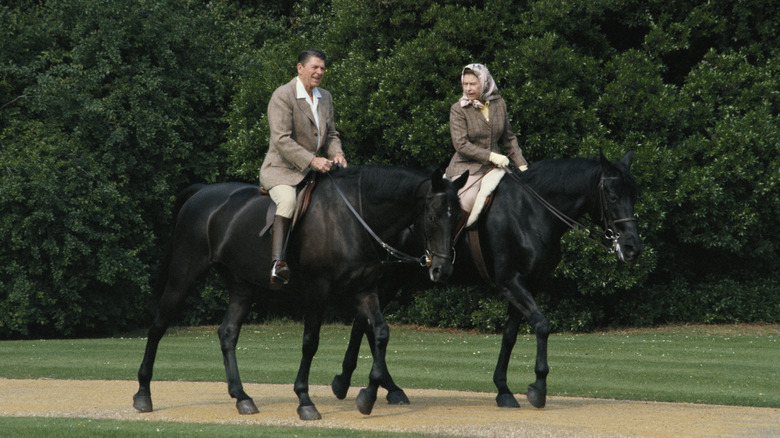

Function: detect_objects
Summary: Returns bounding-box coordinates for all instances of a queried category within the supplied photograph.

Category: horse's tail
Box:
[152,183,206,297]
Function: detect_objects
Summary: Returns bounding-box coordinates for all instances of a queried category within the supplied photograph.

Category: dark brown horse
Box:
[332,151,643,409]
[132,165,465,420]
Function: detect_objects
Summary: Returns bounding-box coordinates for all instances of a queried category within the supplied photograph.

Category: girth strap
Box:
[468,229,492,283]
[292,178,317,228]
[456,193,495,284]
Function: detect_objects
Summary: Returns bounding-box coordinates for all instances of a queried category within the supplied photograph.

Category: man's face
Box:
[297,56,326,92]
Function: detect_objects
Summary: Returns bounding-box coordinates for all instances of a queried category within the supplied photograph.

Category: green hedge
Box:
[1,0,778,338]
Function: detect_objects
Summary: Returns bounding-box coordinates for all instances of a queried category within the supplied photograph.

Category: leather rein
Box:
[326,171,440,267]
[504,164,636,254]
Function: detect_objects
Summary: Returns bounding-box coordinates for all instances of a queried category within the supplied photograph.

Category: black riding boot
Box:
[270,215,292,289]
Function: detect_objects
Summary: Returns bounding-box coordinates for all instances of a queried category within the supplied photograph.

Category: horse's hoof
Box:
[236,398,259,415]
[297,405,322,421]
[496,393,521,408]
[527,383,546,408]
[331,375,350,400]
[386,390,410,405]
[133,394,153,413]
[356,388,377,415]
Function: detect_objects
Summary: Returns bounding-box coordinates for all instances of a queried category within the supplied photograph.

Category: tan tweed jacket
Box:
[260,78,343,189]
[445,95,527,180]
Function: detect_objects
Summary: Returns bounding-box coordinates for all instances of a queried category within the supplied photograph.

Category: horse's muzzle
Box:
[616,236,644,263]
[429,259,455,283]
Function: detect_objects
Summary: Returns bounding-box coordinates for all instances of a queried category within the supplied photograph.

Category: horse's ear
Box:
[620,150,634,170]
[431,167,445,191]
[599,151,610,167]
[452,170,469,190]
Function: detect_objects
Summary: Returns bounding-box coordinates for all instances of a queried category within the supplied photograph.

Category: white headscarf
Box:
[458,63,498,109]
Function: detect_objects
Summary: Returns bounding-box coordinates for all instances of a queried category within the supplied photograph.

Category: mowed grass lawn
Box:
[1,322,777,408]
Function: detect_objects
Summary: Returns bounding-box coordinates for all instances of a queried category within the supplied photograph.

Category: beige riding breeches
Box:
[268,184,297,219]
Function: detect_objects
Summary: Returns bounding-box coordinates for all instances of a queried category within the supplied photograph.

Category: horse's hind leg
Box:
[133,271,201,412]
[218,280,258,414]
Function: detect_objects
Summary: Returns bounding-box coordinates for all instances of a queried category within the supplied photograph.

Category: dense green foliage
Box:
[1,0,778,338]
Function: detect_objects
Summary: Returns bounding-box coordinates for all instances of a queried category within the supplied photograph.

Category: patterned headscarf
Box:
[458,63,498,109]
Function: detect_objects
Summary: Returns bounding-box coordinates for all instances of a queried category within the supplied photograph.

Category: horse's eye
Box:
[428,214,436,223]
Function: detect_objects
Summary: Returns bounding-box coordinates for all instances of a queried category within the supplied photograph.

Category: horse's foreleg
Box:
[527,307,550,409]
[496,276,549,409]
[332,315,409,405]
[218,286,258,415]
[493,305,523,408]
[331,315,365,399]
[355,293,391,415]
[366,324,409,405]
[295,309,324,420]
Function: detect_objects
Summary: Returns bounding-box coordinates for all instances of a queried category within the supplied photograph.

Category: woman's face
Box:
[462,73,481,101]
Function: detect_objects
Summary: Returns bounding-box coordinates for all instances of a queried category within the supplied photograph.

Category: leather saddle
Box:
[258,176,317,237]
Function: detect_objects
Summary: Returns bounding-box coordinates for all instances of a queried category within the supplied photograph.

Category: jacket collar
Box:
[296,77,322,101]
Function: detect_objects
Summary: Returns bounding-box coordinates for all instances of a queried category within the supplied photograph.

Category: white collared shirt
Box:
[296,77,322,147]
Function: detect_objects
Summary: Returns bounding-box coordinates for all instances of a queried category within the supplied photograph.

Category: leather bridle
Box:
[506,166,636,255]
[597,176,638,257]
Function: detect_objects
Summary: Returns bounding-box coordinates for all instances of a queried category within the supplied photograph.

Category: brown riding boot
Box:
[269,215,292,289]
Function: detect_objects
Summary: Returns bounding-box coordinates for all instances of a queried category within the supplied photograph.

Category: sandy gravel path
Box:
[1,378,778,437]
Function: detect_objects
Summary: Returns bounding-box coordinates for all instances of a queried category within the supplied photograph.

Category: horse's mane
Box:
[330,164,427,202]
[520,158,600,196]
[518,156,638,199]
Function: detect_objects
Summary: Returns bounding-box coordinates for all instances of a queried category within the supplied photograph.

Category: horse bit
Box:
[598,176,637,257]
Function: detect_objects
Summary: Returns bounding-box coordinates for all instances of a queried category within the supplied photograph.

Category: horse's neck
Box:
[527,163,600,222]
[358,178,424,239]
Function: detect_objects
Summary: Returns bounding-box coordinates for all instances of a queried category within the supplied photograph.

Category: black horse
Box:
[132,165,465,420]
[332,151,643,409]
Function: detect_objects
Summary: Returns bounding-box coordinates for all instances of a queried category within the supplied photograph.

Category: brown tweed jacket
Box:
[445,95,527,180]
[260,78,343,189]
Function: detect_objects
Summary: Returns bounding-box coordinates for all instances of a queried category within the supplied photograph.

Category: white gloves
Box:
[519,165,528,171]
[489,152,510,168]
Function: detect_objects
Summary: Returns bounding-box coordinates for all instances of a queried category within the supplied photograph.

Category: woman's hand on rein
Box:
[489,152,510,168]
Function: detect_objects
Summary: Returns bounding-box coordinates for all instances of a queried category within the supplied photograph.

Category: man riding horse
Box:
[260,49,347,288]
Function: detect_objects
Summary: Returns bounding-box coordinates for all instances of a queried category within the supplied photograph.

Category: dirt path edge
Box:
[1,378,778,437]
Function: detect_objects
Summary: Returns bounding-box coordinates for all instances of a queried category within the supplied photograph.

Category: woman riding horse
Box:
[332,151,643,410]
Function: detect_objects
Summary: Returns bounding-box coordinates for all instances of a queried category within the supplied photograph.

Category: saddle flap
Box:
[258,178,318,238]
[454,193,495,244]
